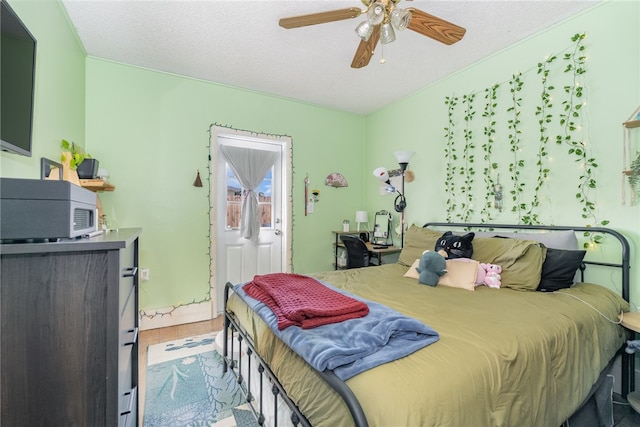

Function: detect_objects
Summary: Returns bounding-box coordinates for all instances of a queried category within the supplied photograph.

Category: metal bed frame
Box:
[222,223,632,427]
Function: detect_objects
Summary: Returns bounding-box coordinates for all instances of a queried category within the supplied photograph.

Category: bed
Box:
[222,223,633,427]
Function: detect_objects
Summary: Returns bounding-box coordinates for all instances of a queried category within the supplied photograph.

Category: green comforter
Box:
[227,264,629,427]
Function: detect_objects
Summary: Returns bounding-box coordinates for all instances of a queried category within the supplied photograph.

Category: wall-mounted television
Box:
[1,0,36,157]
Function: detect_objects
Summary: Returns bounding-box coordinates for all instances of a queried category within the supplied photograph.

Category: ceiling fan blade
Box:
[279,7,362,29]
[406,8,466,45]
[351,25,380,68]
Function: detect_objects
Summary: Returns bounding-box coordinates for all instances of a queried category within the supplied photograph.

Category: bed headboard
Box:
[422,222,631,302]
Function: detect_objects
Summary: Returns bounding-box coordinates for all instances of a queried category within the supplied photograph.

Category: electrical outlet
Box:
[140,268,150,281]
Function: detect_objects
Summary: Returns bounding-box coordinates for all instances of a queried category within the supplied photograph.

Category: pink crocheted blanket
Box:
[243,273,369,330]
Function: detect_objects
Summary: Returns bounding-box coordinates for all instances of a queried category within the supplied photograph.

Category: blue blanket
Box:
[233,281,439,381]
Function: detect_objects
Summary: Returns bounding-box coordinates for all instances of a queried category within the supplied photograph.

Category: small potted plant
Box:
[61,139,99,179]
[627,151,640,196]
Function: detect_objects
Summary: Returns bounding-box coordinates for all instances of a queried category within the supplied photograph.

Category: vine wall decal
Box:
[528,54,557,225]
[480,83,500,223]
[507,72,526,219]
[444,95,459,222]
[443,33,607,239]
[461,92,476,222]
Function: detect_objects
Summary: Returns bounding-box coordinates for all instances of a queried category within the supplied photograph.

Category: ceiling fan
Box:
[279,0,466,68]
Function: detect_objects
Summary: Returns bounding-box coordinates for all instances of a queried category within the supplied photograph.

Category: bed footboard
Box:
[222,282,369,427]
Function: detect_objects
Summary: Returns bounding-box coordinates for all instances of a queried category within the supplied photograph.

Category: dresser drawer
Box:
[118,343,134,420]
[118,283,137,423]
[119,386,137,427]
[120,276,136,330]
[119,284,137,381]
[119,243,136,313]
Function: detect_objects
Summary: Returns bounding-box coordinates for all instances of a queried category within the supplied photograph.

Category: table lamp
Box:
[355,211,369,231]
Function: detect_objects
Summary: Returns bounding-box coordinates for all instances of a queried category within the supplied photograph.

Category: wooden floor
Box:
[138,316,224,425]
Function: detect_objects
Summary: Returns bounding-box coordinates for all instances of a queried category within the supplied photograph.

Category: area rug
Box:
[144,332,258,427]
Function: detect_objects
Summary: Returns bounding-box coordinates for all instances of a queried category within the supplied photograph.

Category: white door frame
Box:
[209,125,292,315]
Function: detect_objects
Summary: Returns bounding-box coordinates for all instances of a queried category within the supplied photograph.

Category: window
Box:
[225,164,273,229]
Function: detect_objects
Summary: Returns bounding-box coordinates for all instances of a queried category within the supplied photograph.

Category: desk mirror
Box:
[373,210,391,245]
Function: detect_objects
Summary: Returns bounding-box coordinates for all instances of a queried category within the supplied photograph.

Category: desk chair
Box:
[340,235,377,269]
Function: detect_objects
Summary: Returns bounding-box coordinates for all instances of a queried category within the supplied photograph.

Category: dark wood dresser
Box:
[1,228,141,426]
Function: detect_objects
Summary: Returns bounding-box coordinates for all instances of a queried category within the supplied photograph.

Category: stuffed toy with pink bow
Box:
[477,263,502,288]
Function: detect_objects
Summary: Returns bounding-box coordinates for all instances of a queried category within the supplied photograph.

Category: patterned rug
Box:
[144,332,257,427]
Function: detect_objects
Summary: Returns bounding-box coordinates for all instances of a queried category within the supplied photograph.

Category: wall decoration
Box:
[627,152,640,203]
[507,72,526,220]
[493,175,504,212]
[193,169,203,187]
[480,83,500,221]
[441,33,607,242]
[527,55,557,224]
[623,106,640,205]
[325,172,348,188]
[460,92,476,223]
[558,34,608,244]
[444,95,459,222]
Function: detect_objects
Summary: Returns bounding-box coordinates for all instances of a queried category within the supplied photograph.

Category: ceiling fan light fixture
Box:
[380,22,396,44]
[355,20,374,41]
[390,7,411,31]
[367,1,385,25]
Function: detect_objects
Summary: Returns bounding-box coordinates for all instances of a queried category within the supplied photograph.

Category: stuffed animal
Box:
[416,250,447,286]
[435,231,475,259]
[478,263,502,288]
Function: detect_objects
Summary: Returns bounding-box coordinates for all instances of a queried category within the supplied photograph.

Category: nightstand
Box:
[620,312,640,413]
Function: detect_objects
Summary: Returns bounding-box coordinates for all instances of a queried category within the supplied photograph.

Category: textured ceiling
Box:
[61,0,601,115]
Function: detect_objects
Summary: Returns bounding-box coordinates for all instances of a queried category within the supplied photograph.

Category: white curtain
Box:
[219,145,277,240]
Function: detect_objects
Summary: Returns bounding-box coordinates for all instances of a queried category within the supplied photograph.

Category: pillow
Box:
[474,229,578,250]
[537,248,586,292]
[472,237,547,291]
[404,258,478,291]
[403,258,421,279]
[439,259,479,291]
[398,226,443,267]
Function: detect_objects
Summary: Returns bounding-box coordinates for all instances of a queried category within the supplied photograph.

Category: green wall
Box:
[0,0,85,177]
[365,0,640,304]
[85,58,365,311]
[2,0,638,317]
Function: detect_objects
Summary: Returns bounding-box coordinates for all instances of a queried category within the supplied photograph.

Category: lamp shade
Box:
[355,210,369,224]
[394,151,415,164]
[355,20,374,41]
[367,1,385,25]
[373,167,389,182]
[355,210,368,231]
[380,22,396,44]
[390,7,411,31]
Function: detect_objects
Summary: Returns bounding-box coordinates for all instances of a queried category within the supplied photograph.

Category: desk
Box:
[620,312,640,413]
[332,231,401,270]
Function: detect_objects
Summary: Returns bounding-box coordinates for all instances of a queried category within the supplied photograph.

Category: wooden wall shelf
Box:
[80,179,115,192]
[624,120,640,129]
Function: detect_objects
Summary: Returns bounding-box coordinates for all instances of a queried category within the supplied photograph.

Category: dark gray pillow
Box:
[537,248,586,292]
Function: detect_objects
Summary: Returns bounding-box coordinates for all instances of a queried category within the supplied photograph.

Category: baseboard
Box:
[139,300,213,331]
